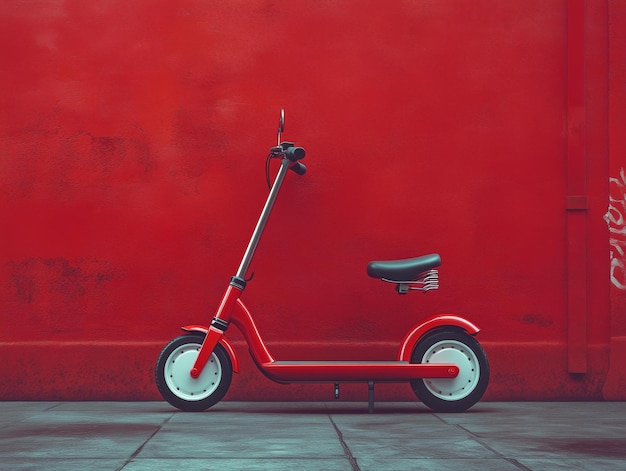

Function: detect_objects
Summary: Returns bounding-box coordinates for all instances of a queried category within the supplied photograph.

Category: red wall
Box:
[1,0,623,401]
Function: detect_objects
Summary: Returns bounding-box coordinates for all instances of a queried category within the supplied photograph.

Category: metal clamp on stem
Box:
[383,269,440,294]
[211,317,230,332]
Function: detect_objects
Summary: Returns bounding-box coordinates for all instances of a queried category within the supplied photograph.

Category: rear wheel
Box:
[155,333,232,412]
[410,329,489,412]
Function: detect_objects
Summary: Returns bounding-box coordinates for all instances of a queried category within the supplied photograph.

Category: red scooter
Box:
[155,110,489,413]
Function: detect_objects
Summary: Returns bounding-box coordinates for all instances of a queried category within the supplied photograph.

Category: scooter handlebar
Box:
[285,146,305,161]
[289,162,307,176]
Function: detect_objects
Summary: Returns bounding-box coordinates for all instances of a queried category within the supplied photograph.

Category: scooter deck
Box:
[261,360,459,382]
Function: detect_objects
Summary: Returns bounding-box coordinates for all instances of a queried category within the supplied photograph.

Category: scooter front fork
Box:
[189,318,229,378]
[189,282,243,378]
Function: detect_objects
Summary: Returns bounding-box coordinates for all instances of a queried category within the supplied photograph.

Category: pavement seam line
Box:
[453,423,533,471]
[116,413,175,471]
[44,403,64,411]
[327,413,360,471]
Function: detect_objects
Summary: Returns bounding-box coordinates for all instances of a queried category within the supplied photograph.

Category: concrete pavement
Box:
[0,401,625,470]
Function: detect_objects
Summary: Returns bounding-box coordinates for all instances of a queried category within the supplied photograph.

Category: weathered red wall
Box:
[0,0,623,401]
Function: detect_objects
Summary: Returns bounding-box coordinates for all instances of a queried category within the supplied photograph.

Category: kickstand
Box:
[368,381,375,414]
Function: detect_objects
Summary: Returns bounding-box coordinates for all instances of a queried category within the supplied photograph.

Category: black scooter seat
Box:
[367,254,441,281]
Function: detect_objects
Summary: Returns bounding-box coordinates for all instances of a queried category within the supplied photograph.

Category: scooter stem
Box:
[190,157,291,379]
[236,157,291,280]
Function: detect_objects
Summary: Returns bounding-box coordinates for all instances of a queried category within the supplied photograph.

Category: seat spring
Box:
[382,269,439,294]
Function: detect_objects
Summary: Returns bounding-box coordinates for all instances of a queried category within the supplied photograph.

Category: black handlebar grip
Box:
[289,162,307,175]
[285,146,305,161]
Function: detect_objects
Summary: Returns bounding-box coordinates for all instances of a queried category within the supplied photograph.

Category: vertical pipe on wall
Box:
[566,0,588,373]
[602,0,626,399]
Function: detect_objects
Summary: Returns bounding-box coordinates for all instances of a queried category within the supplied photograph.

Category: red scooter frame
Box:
[155,110,489,413]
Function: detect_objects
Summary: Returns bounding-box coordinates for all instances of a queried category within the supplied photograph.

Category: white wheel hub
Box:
[164,342,222,401]
[422,339,480,401]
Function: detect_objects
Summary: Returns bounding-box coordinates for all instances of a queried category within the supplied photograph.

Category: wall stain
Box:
[520,313,553,327]
[5,258,123,337]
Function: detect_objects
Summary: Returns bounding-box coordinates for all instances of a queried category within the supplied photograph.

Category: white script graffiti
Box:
[605,168,626,290]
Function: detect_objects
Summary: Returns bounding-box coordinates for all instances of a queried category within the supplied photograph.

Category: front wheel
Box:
[410,329,489,412]
[155,333,232,412]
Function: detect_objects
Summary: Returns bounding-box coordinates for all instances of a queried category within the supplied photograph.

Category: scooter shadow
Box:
[164,402,497,415]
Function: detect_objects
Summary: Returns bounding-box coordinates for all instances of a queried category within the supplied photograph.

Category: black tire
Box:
[155,333,232,412]
[410,329,489,412]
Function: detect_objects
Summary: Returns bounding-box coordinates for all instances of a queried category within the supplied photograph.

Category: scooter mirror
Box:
[277,109,285,145]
